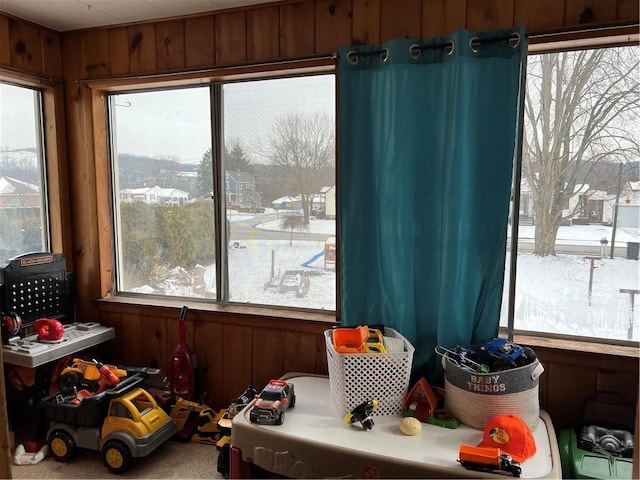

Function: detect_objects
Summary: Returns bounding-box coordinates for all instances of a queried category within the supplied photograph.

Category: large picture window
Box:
[109,74,336,311]
[501,43,640,343]
[0,82,49,261]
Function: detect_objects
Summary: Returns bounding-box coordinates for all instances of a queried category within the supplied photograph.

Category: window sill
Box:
[95,295,338,324]
[513,334,640,359]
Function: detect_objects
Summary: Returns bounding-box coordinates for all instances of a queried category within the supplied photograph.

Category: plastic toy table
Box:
[230,374,561,479]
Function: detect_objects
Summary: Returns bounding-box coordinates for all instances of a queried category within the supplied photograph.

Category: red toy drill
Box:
[72,359,121,404]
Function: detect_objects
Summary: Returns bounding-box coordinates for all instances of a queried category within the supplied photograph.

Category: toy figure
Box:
[344,399,378,431]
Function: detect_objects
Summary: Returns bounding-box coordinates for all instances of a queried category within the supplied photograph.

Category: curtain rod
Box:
[345,22,638,60]
[0,64,61,85]
[73,53,336,84]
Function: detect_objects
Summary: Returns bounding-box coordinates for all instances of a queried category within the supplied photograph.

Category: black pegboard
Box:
[0,252,76,330]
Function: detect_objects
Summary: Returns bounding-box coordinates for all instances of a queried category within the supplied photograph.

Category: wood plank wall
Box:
[0,0,638,427]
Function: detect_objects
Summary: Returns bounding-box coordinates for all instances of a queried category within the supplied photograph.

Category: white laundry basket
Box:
[324,327,414,417]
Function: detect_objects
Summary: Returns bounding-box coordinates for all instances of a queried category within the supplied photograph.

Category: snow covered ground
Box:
[147,211,639,341]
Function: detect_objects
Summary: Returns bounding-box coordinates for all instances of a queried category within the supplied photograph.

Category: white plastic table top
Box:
[231,374,561,479]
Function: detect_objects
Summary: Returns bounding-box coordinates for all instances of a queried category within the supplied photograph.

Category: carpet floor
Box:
[10,440,223,479]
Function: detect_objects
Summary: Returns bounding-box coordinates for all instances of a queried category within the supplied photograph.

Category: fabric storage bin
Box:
[324,327,414,417]
[443,345,544,430]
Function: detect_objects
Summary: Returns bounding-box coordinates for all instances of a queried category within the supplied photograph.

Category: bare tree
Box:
[280,213,309,246]
[523,46,640,255]
[262,112,334,224]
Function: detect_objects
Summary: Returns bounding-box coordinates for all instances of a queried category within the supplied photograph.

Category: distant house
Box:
[226,171,259,208]
[517,179,615,226]
[0,176,40,208]
[324,185,336,219]
[618,180,640,228]
[272,195,302,211]
[120,185,189,205]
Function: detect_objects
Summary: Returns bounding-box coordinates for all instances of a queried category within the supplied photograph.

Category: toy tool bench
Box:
[230,374,562,479]
[0,252,115,447]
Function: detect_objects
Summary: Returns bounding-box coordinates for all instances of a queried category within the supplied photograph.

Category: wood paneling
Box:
[83,29,110,78]
[466,0,515,31]
[380,0,422,41]
[565,0,617,27]
[128,23,156,73]
[9,18,43,75]
[109,27,130,75]
[215,11,247,65]
[155,19,185,71]
[0,16,9,72]
[185,15,215,67]
[422,0,467,38]
[352,0,381,45]
[281,1,315,58]
[248,6,280,62]
[252,327,285,388]
[41,30,62,78]
[315,0,353,54]
[514,0,565,33]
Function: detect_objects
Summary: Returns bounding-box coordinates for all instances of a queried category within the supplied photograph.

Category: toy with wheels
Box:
[43,374,176,474]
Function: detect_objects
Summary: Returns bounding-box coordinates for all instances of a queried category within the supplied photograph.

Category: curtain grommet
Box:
[379,48,389,63]
[409,44,422,60]
[469,37,481,53]
[346,51,359,65]
[509,32,521,48]
[444,40,455,56]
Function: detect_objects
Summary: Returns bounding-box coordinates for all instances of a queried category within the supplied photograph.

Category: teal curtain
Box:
[339,27,526,384]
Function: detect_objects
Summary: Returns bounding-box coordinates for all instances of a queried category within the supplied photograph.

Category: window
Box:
[0,82,49,261]
[501,43,640,343]
[108,74,336,311]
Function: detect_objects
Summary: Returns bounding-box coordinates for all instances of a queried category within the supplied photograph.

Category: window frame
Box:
[98,62,338,317]
[503,33,640,348]
[0,74,69,261]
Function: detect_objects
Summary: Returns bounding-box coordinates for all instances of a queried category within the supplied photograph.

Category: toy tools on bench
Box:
[332,325,387,354]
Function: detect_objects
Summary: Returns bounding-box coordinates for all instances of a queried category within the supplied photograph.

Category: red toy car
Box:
[249,379,296,425]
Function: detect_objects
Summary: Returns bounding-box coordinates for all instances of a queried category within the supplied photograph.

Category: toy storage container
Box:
[443,345,544,430]
[324,327,414,417]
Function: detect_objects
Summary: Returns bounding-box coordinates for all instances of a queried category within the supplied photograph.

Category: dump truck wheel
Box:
[58,372,81,394]
[49,430,76,461]
[102,440,133,474]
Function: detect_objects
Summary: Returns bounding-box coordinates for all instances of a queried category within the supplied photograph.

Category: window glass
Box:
[110,87,215,297]
[221,75,336,310]
[110,74,336,311]
[501,45,640,342]
[0,82,49,260]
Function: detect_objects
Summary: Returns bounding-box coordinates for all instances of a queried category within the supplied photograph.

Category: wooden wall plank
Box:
[352,0,381,45]
[247,6,280,62]
[9,18,43,75]
[545,363,598,429]
[109,27,129,75]
[0,16,9,66]
[253,328,285,389]
[193,321,223,406]
[565,0,617,27]
[215,11,247,65]
[128,23,156,73]
[514,0,565,33]
[617,0,640,22]
[185,15,215,67]
[315,0,353,54]
[422,0,467,38]
[83,29,111,78]
[41,30,62,79]
[466,0,515,31]
[380,0,422,41]
[284,330,319,375]
[155,19,185,71]
[281,1,315,58]
[222,325,253,409]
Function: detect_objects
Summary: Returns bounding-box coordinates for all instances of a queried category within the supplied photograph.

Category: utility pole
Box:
[609,162,623,259]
